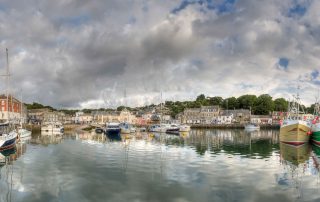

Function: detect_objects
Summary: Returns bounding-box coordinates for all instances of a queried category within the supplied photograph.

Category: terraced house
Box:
[179,106,220,124]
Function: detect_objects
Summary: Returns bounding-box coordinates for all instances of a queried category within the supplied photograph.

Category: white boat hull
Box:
[179,125,191,132]
[18,128,32,138]
[0,131,17,150]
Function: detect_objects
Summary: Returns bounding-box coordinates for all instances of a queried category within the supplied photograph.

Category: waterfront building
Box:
[28,108,52,124]
[179,105,220,124]
[271,111,286,125]
[75,112,84,124]
[0,94,27,124]
[250,115,273,125]
[43,111,66,123]
[213,112,233,124]
[78,113,93,124]
[224,109,251,123]
[92,109,136,124]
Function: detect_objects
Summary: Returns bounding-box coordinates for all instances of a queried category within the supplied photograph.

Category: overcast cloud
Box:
[0,0,319,108]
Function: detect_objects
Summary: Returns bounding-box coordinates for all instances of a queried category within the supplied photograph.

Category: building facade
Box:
[179,106,220,124]
[0,94,27,123]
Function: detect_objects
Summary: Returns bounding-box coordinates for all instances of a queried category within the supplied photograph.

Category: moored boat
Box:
[95,127,104,134]
[179,124,191,132]
[0,122,18,151]
[166,124,180,133]
[105,122,121,136]
[17,128,32,138]
[41,122,64,134]
[119,122,131,134]
[280,93,311,146]
[311,101,320,145]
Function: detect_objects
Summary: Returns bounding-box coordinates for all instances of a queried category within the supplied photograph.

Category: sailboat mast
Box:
[6,48,10,122]
[20,92,22,127]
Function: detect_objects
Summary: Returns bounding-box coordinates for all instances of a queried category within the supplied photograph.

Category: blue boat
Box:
[105,123,121,136]
[0,122,17,151]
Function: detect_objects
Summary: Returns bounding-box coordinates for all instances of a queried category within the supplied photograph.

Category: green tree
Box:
[222,97,239,109]
[237,95,257,109]
[254,94,274,115]
[208,96,223,106]
[274,98,288,112]
[196,94,206,102]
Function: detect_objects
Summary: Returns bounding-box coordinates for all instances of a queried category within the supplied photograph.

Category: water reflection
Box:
[30,134,63,146]
[2,129,320,201]
[0,141,28,202]
[144,129,280,158]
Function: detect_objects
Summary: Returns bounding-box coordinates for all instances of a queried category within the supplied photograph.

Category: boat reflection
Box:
[277,143,312,200]
[280,143,310,166]
[106,133,122,142]
[76,132,107,143]
[30,134,63,146]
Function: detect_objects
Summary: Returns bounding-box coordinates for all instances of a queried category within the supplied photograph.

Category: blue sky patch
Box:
[172,0,236,14]
[277,58,289,71]
[311,69,319,80]
[287,0,311,18]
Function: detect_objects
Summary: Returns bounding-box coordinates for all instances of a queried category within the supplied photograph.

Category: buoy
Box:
[307,131,312,135]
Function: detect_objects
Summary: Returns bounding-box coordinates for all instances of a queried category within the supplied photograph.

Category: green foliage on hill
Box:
[25,102,56,111]
[163,94,291,117]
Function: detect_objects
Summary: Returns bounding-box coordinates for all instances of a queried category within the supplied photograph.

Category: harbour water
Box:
[0,129,319,202]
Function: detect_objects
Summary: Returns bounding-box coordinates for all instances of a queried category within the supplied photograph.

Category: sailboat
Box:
[280,90,311,146]
[0,49,17,150]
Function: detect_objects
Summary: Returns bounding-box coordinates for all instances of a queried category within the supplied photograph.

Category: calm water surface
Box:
[0,129,319,202]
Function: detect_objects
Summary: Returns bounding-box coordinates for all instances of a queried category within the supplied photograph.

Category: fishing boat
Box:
[280,92,311,146]
[105,122,121,136]
[41,122,64,134]
[0,122,17,151]
[311,101,320,145]
[179,124,191,132]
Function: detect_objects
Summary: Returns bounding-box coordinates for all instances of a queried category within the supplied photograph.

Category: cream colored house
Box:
[180,106,220,124]
[93,109,136,124]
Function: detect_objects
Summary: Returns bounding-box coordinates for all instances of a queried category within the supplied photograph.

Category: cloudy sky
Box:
[0,0,319,109]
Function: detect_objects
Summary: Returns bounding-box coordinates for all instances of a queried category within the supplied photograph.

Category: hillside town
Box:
[0,94,301,127]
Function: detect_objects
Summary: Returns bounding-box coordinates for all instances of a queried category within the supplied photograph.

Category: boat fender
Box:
[307,131,312,135]
[279,120,283,126]
[312,116,319,124]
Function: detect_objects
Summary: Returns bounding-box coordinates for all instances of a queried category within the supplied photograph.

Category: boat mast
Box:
[20,92,23,127]
[6,48,10,122]
[160,91,163,124]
